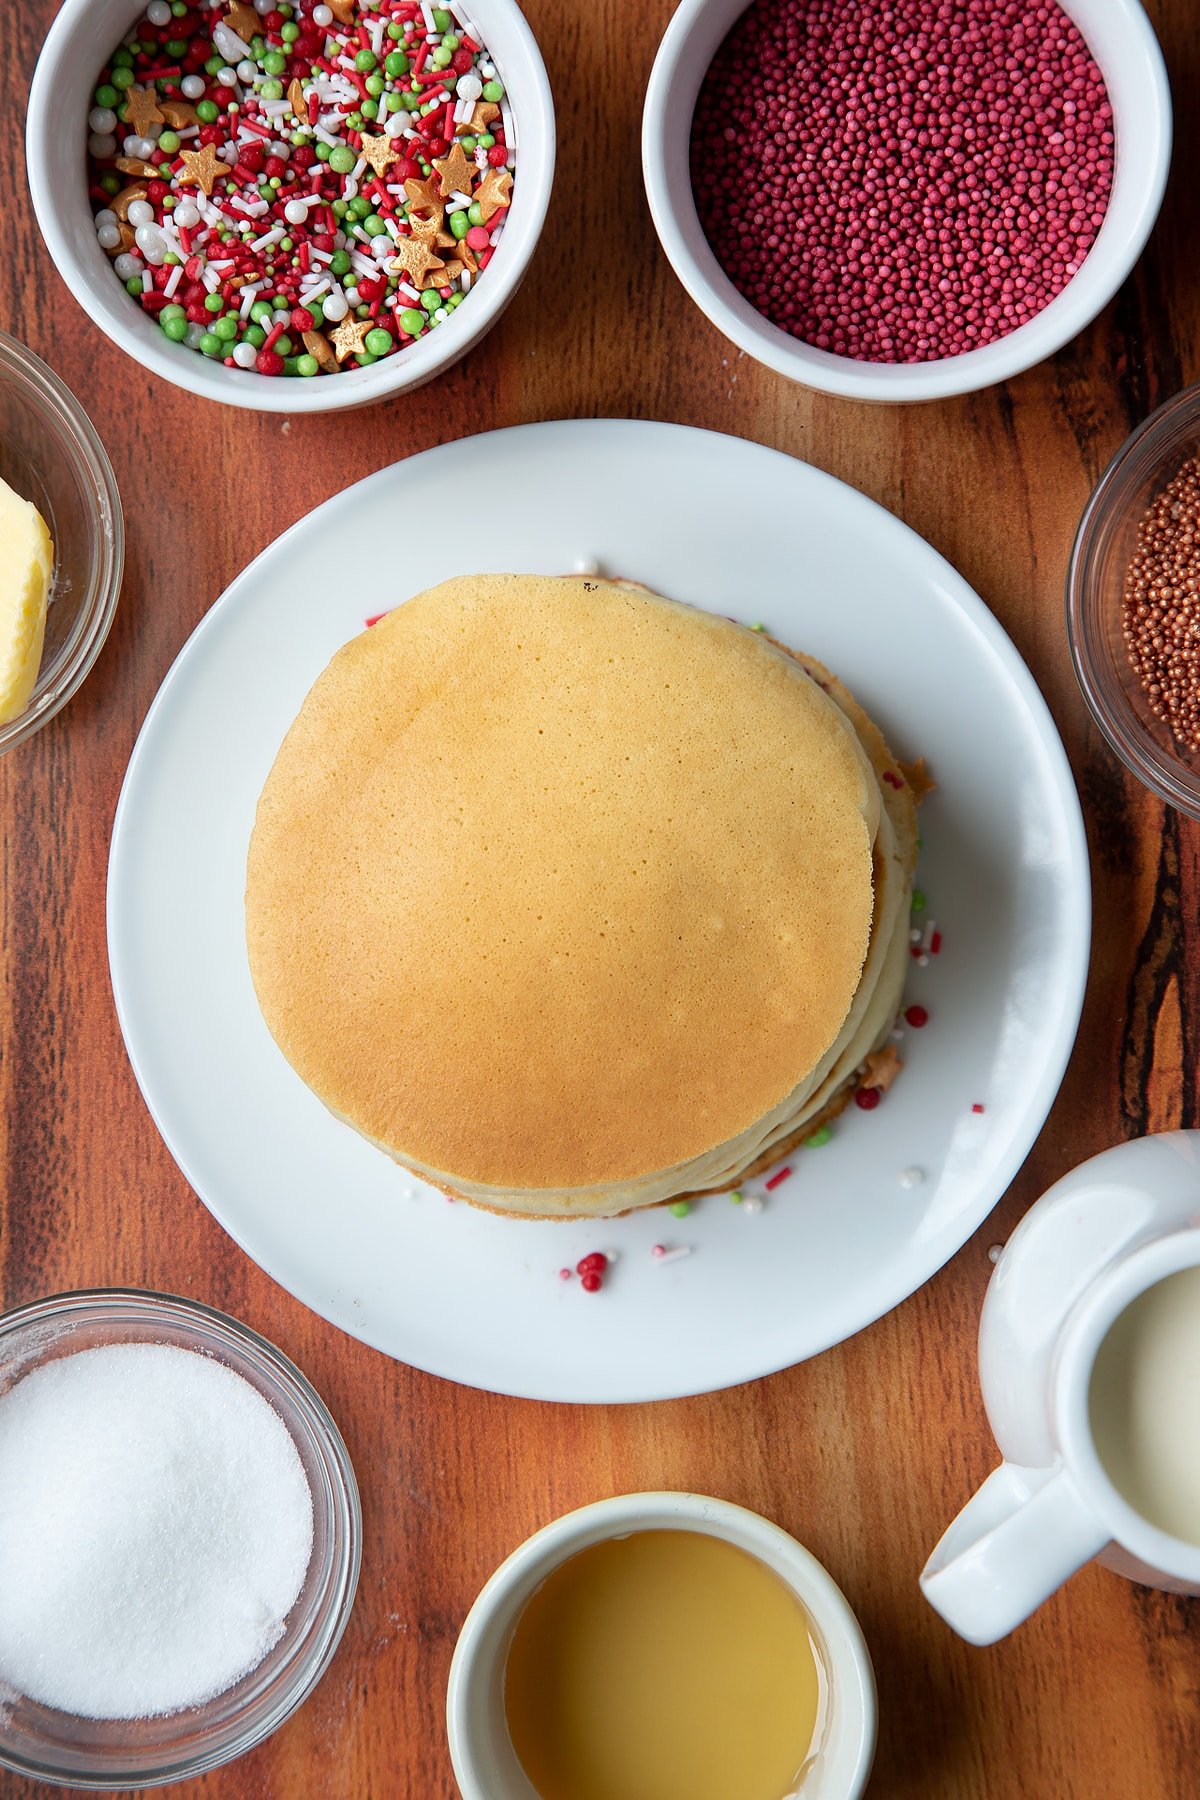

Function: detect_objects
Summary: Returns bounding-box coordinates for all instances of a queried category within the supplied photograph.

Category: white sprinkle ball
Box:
[455,73,482,102]
[898,1166,924,1189]
[88,132,118,159]
[217,65,239,88]
[232,341,259,368]
[93,208,117,229]
[742,1195,764,1215]
[314,3,333,22]
[185,321,206,348]
[126,199,154,228]
[146,0,172,23]
[181,73,206,99]
[0,1343,313,1719]
[237,58,258,81]
[284,198,311,226]
[173,199,201,229]
[322,288,349,321]
[89,107,117,135]
[134,224,167,265]
[987,1243,1004,1264]
[96,223,122,251]
[113,252,141,280]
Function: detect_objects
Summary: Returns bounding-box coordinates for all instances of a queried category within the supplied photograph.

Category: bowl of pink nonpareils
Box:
[643,0,1170,403]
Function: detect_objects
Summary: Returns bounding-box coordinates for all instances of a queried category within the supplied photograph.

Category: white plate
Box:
[108,420,1090,1403]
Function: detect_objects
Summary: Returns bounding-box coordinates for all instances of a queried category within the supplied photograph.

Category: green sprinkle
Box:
[355,350,377,366]
[330,248,352,275]
[804,1126,832,1148]
[198,332,223,357]
[385,50,410,77]
[214,315,238,341]
[729,1189,743,1204]
[329,145,355,175]
[161,313,189,341]
[95,83,119,108]
[246,324,266,348]
[420,289,440,313]
[432,7,452,27]
[263,51,287,76]
[355,48,378,72]
[124,275,143,296]
[273,333,293,358]
[203,293,224,314]
[111,65,135,90]
[365,326,393,355]
[910,888,926,913]
[750,622,766,632]
[450,210,470,240]
[250,300,274,324]
[166,38,189,59]
[261,80,284,101]
[295,353,319,376]
[157,128,181,154]
[482,78,504,102]
[281,20,300,41]
[669,1200,691,1219]
[399,308,425,336]
[196,98,219,123]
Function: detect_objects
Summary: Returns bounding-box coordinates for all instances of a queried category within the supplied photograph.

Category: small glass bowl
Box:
[0,332,123,753]
[1068,382,1200,820]
[0,1289,361,1791]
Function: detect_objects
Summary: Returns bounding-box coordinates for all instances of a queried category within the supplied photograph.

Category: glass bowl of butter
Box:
[0,331,123,753]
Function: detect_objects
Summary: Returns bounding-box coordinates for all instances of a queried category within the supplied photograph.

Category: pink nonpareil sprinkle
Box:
[690,0,1115,364]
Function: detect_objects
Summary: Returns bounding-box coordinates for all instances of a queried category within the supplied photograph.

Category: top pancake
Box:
[246,574,879,1193]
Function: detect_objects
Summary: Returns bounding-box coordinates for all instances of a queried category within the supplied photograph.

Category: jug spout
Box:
[920,1462,1109,1645]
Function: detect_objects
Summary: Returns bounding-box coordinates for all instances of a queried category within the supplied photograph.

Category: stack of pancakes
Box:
[246,574,918,1219]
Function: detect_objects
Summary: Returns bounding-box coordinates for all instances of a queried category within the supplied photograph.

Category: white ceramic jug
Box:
[921,1131,1200,1644]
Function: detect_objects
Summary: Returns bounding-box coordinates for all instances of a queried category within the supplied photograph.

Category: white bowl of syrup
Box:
[447,1491,875,1800]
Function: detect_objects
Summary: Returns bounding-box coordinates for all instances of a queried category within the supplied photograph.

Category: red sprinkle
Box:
[904,1005,929,1028]
[576,1252,608,1277]
[855,1086,882,1111]
[763,1165,792,1191]
[972,1103,986,1114]
[580,1272,603,1294]
[882,770,904,789]
[930,930,943,955]
[690,0,1115,364]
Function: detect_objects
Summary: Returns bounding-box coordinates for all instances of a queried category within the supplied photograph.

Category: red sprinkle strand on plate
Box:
[763,1165,792,1191]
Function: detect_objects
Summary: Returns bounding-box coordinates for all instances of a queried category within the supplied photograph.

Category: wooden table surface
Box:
[3,1,1199,1795]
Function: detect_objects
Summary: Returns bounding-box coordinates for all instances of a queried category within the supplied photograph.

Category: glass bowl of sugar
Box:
[1068,381,1200,821]
[0,1288,361,1790]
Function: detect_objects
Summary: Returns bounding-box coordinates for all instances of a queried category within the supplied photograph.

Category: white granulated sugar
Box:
[0,1343,314,1718]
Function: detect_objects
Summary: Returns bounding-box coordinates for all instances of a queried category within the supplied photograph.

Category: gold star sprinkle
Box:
[330,317,374,363]
[176,141,222,196]
[327,0,355,21]
[225,0,259,39]
[404,174,444,227]
[861,1046,904,1094]
[122,84,164,138]
[288,77,307,122]
[358,132,402,179]
[390,236,444,287]
[159,99,199,129]
[432,142,473,198]
[114,156,159,178]
[472,165,512,223]
[456,101,500,138]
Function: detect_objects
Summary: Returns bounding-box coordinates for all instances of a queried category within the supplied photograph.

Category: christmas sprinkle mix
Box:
[86,0,515,377]
[689,0,1114,364]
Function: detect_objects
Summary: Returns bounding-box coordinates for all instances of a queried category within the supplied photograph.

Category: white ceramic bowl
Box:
[447,1492,876,1800]
[27,0,554,415]
[643,0,1171,403]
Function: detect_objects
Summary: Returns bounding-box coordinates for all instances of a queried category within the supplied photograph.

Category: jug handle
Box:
[920,1462,1109,1644]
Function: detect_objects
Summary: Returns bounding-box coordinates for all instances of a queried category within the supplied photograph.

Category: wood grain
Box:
[2,1,1199,1795]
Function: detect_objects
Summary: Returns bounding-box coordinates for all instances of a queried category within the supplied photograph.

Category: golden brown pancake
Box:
[246,574,914,1218]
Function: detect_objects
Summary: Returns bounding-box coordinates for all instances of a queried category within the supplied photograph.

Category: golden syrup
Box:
[504,1529,824,1800]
